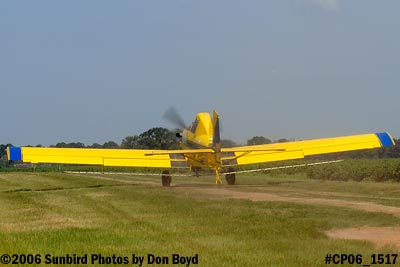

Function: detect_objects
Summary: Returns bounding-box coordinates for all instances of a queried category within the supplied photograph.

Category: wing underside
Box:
[221,132,395,166]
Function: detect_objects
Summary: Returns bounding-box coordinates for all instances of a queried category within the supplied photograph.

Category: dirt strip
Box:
[326,227,400,249]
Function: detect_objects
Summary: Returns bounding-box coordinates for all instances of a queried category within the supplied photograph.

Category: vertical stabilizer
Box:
[212,110,222,173]
[212,110,221,150]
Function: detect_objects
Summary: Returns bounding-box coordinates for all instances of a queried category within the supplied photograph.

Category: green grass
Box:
[230,174,400,205]
[0,172,399,266]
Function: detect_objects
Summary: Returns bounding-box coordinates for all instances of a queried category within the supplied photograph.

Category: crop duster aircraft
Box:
[7,110,395,186]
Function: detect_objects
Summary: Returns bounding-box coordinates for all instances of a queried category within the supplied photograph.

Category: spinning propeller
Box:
[163,107,186,137]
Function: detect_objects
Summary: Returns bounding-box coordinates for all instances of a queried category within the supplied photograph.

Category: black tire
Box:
[225,167,236,185]
[161,170,171,187]
[192,167,201,177]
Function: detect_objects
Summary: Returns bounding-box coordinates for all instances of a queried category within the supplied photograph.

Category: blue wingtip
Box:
[8,147,22,161]
[376,132,395,147]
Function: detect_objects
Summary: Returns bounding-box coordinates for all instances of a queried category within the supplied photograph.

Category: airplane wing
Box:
[7,147,191,168]
[7,132,395,170]
[221,132,395,166]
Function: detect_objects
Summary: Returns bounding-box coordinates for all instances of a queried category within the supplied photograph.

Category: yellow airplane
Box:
[7,110,395,186]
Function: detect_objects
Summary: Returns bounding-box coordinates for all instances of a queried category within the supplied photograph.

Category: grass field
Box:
[1,172,400,266]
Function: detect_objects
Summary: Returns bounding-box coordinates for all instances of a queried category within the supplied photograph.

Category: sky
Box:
[1,0,399,146]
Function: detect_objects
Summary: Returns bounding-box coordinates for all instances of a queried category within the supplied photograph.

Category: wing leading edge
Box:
[221,132,395,166]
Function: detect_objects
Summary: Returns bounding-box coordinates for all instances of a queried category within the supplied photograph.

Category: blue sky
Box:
[1,0,399,146]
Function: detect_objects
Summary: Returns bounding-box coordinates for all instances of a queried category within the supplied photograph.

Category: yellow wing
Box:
[221,132,395,166]
[7,147,190,168]
[7,132,395,169]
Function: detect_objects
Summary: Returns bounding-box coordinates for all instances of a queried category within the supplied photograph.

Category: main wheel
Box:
[161,170,171,187]
[192,167,201,177]
[225,167,236,185]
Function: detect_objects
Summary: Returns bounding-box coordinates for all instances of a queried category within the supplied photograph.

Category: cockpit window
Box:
[191,118,199,133]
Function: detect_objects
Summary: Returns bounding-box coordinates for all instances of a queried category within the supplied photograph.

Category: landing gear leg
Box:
[161,170,171,187]
[215,169,222,185]
[225,167,236,185]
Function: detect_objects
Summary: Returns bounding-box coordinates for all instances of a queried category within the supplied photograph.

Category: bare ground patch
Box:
[0,214,96,232]
[85,191,112,198]
[326,227,400,249]
[74,173,161,186]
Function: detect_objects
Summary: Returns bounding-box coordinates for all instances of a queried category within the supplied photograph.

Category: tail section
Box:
[212,110,221,151]
[212,110,222,174]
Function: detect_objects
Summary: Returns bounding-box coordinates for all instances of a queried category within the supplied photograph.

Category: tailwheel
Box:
[161,170,171,187]
[225,167,236,185]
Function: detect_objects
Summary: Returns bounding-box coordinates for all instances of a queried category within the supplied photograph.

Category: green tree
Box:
[247,136,272,146]
[0,143,13,159]
[90,143,103,148]
[276,138,289,143]
[121,128,178,149]
[53,142,86,148]
[103,141,119,149]
[220,139,237,148]
[121,136,140,149]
